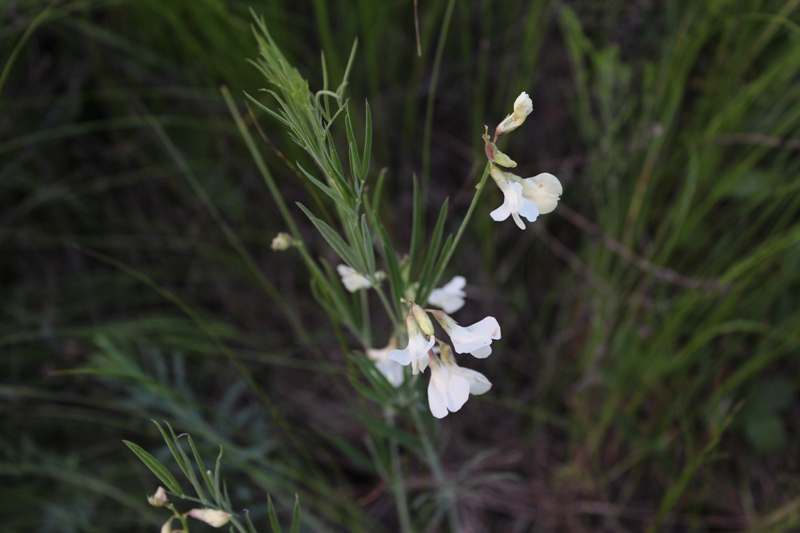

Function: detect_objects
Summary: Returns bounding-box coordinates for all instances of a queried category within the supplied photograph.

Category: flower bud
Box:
[188,508,232,528]
[147,486,168,507]
[271,232,293,251]
[432,310,457,330]
[495,91,533,138]
[411,302,435,337]
[405,313,420,337]
[483,132,517,168]
[438,342,455,365]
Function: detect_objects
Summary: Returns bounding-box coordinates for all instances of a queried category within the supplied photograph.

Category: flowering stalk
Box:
[228,17,566,531]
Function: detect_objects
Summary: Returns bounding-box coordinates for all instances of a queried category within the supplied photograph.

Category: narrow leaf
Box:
[123,440,183,496]
[297,203,363,271]
[290,495,301,533]
[268,494,282,533]
[361,101,372,179]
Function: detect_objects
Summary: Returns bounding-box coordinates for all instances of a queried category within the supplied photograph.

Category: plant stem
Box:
[386,408,413,533]
[375,283,401,329]
[410,406,460,532]
[360,288,371,344]
[420,161,491,303]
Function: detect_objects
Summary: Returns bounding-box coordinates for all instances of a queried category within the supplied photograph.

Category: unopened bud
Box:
[411,302,435,336]
[188,509,232,528]
[405,314,420,336]
[148,486,168,507]
[439,343,455,365]
[495,91,533,138]
[271,232,293,251]
[432,310,457,330]
[483,129,517,168]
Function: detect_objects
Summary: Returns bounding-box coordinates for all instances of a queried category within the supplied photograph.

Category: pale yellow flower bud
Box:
[187,508,232,528]
[494,91,533,138]
[271,232,293,251]
[147,486,168,507]
[411,302,435,337]
[483,131,517,168]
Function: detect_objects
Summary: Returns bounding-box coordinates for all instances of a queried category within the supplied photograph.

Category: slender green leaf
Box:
[290,495,301,533]
[156,420,207,504]
[297,203,363,271]
[361,215,376,275]
[268,494,282,533]
[297,163,356,215]
[375,220,404,310]
[417,197,450,297]
[123,440,183,496]
[187,435,217,504]
[361,101,372,180]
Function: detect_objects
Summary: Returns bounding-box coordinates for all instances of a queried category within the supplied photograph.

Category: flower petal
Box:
[490,201,511,222]
[518,197,540,223]
[468,316,501,339]
[445,374,471,412]
[428,373,449,418]
[376,360,404,387]
[470,345,492,359]
[444,276,466,292]
[521,173,562,215]
[456,367,492,395]
[388,348,411,365]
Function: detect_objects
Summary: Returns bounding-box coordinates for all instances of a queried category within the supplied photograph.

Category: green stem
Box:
[386,408,413,533]
[374,283,401,329]
[359,288,371,344]
[410,407,460,532]
[420,162,492,303]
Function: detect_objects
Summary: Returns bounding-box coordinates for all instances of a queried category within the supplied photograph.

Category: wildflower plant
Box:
[126,421,300,533]
[129,12,561,532]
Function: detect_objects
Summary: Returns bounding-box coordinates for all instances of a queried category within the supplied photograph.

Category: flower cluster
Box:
[363,276,500,419]
[485,92,563,230]
[349,93,562,418]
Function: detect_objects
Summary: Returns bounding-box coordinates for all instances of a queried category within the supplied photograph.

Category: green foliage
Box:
[126,420,301,533]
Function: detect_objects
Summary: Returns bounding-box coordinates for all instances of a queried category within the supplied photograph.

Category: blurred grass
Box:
[2,0,800,531]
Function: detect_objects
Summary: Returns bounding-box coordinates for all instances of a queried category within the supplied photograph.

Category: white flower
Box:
[389,315,435,374]
[433,310,500,359]
[519,172,562,215]
[337,265,372,292]
[495,91,533,137]
[440,345,492,395]
[366,338,404,387]
[188,508,232,528]
[427,354,470,418]
[147,486,168,507]
[490,175,539,230]
[270,232,293,250]
[428,276,466,314]
[490,166,562,229]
